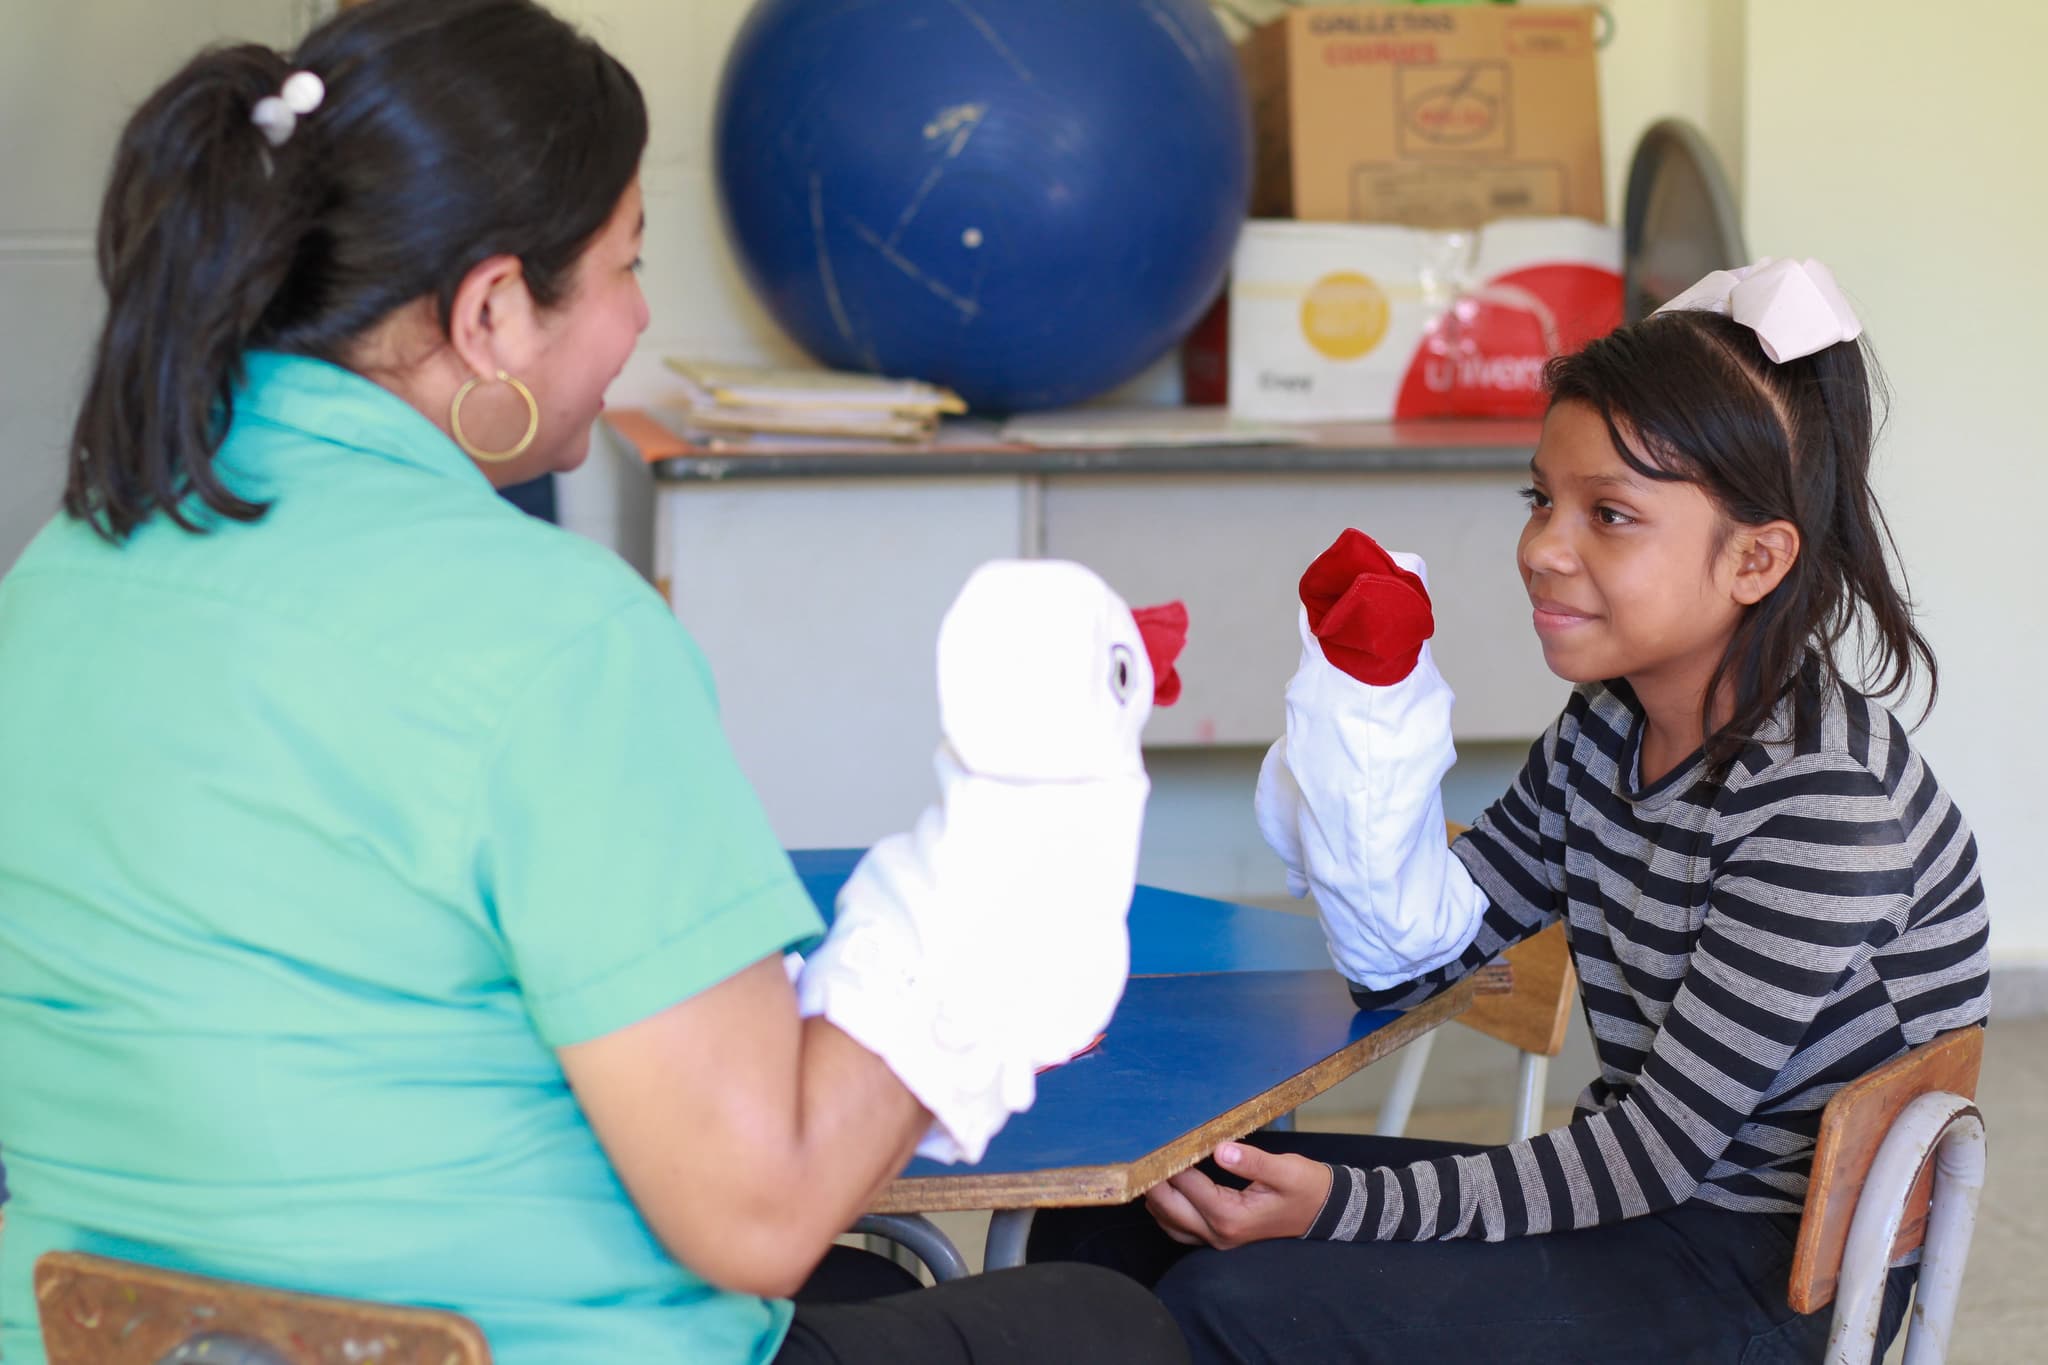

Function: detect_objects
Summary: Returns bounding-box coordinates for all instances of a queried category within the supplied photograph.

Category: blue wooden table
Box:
[791,851,1486,1270]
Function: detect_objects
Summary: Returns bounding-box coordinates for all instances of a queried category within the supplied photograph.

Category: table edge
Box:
[868,975,1480,1214]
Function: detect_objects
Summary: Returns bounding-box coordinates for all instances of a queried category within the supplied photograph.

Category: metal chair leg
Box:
[1825,1093,1986,1365]
[983,1208,1036,1271]
[1373,1032,1434,1137]
[1906,1110,1989,1364]
[863,1231,926,1278]
[1510,1049,1548,1141]
[850,1213,973,1283]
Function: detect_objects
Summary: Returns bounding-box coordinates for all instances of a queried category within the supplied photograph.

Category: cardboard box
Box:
[1224,216,1621,422]
[1242,5,1604,228]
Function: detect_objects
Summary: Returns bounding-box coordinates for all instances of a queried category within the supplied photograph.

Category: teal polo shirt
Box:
[0,353,825,1363]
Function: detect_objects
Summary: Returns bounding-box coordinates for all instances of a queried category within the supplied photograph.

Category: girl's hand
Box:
[1142,1142,1335,1249]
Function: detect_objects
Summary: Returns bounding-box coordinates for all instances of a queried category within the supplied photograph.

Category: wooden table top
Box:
[786,848,1501,1213]
[871,971,1483,1213]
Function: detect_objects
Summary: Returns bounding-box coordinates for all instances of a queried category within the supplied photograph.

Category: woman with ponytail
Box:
[0,3,1184,1363]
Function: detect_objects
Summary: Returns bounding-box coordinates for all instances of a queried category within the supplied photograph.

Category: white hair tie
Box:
[1654,257,1862,363]
[251,70,326,148]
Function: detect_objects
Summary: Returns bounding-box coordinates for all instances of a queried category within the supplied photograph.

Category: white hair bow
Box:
[1653,257,1862,363]
[251,70,326,149]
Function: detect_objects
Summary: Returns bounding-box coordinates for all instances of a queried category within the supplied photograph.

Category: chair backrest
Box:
[1457,922,1577,1058]
[1786,1028,1985,1314]
[1443,822,1578,1058]
[35,1251,492,1365]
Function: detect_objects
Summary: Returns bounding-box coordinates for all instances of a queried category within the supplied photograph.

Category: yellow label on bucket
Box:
[1300,271,1390,361]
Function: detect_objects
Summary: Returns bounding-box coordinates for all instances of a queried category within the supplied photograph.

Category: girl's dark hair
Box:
[66,0,647,540]
[1544,309,1935,773]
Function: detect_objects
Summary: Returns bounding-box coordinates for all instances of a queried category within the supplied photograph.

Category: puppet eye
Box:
[1108,643,1136,704]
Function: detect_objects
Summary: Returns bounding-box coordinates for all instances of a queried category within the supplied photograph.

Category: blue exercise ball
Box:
[713,0,1251,413]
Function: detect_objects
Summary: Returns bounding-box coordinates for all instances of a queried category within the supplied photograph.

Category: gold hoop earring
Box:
[449,370,540,463]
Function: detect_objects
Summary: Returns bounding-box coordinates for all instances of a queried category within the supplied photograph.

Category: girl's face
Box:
[1518,401,1752,706]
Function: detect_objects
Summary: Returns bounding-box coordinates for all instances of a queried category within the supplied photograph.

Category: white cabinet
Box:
[654,451,1555,849]
[1039,471,1551,746]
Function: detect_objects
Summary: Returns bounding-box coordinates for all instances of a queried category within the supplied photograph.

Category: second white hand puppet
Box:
[796,561,1187,1163]
[1255,529,1487,991]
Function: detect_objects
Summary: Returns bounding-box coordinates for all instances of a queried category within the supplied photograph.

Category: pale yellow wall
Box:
[548,0,807,407]
[1587,0,1747,220]
[575,0,2043,959]
[1743,0,2048,960]
[360,0,2048,970]
[13,1,2030,957]
[144,1,2048,960]
[0,0,314,573]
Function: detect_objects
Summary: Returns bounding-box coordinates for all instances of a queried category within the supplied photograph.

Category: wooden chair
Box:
[34,1251,491,1365]
[1376,822,1578,1142]
[1789,1028,1987,1364]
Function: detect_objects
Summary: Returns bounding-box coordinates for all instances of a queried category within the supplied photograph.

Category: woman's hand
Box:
[1143,1142,1334,1249]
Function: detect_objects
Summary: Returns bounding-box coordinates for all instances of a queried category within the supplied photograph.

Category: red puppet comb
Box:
[1131,601,1189,706]
[1298,530,1433,686]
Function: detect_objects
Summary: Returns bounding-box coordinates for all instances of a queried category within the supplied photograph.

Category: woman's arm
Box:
[534,564,1157,1296]
[559,955,927,1300]
[497,567,1156,1297]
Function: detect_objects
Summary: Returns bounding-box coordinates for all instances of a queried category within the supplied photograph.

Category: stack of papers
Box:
[662,359,965,443]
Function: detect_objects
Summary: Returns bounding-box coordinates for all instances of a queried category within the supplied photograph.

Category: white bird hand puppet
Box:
[1254,529,1487,991]
[797,561,1187,1163]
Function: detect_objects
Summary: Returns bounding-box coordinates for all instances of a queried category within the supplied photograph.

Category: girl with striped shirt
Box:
[1029,262,1990,1363]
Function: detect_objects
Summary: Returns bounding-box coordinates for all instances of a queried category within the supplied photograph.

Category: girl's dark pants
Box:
[1026,1131,1916,1365]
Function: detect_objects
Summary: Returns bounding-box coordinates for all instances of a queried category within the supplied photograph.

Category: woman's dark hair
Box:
[66,0,647,540]
[1544,309,1935,773]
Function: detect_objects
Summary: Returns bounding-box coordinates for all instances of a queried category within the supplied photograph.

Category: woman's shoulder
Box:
[439,499,649,609]
[396,505,677,670]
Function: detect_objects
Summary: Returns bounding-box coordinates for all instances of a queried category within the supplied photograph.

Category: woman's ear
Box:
[445,254,545,379]
[1731,520,1801,606]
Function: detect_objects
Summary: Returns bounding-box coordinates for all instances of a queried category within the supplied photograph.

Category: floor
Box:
[905,1014,2047,1363]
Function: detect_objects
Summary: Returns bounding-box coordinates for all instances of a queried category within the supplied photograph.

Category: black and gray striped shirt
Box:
[1309,674,1989,1243]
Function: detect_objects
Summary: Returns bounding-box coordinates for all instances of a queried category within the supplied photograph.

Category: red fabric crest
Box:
[1131,601,1189,707]
[1297,530,1434,686]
